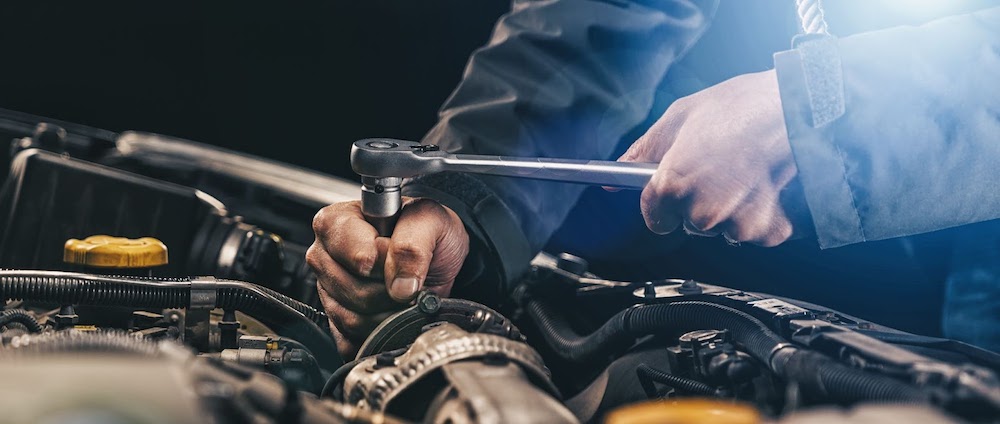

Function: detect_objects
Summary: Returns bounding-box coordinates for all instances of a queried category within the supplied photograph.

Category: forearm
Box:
[406,0,718,296]
[775,7,1000,248]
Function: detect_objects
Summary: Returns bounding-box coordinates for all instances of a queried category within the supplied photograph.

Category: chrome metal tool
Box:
[351,138,657,236]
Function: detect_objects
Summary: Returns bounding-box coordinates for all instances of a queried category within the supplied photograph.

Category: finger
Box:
[317,281,392,341]
[682,180,752,237]
[617,98,688,164]
[327,317,357,359]
[682,220,721,237]
[312,202,380,277]
[316,283,359,357]
[384,199,453,302]
[308,243,397,314]
[721,193,794,247]
[639,158,687,235]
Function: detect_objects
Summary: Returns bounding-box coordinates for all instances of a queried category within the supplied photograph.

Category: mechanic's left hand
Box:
[618,69,810,247]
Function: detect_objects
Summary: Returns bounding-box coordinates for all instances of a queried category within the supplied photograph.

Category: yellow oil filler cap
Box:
[605,399,760,424]
[63,235,168,268]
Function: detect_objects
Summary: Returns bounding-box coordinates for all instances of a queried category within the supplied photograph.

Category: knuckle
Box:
[666,96,691,117]
[391,241,431,264]
[623,138,650,161]
[648,174,684,202]
[305,243,325,270]
[352,249,375,270]
[407,198,447,219]
[725,224,753,244]
[763,223,794,247]
[311,207,332,234]
[688,212,720,232]
[313,202,361,235]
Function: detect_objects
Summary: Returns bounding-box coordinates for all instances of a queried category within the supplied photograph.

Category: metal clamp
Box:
[189,276,219,310]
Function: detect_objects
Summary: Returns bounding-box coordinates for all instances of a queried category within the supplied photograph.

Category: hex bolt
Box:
[417,291,441,314]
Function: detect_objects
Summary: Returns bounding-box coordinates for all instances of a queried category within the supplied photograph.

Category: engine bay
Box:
[0,110,997,423]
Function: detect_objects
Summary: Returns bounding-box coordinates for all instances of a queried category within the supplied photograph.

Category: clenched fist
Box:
[619,69,810,246]
[306,197,469,357]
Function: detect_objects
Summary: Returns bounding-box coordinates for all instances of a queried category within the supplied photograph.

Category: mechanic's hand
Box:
[618,70,810,247]
[307,197,469,357]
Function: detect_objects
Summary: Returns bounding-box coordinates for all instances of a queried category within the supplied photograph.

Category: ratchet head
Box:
[351,138,445,179]
[351,139,440,236]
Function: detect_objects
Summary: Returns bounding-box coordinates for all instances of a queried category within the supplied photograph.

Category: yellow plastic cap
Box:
[63,235,168,268]
[605,399,761,424]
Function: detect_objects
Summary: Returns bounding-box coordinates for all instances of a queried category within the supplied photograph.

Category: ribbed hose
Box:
[636,363,715,397]
[774,349,929,405]
[0,271,341,370]
[628,301,784,362]
[1,330,163,356]
[0,273,189,307]
[215,282,324,325]
[525,298,630,363]
[0,309,43,333]
[528,299,930,404]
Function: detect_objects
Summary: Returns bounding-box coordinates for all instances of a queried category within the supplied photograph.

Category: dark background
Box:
[2,1,997,337]
[0,1,509,180]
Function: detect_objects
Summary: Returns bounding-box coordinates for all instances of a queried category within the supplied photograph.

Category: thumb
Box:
[603,130,669,192]
[384,199,465,302]
[617,102,686,164]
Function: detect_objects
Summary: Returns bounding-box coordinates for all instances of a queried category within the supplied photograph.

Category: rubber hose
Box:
[627,301,786,363]
[0,309,43,333]
[529,299,930,404]
[1,330,162,356]
[636,363,715,397]
[776,349,929,404]
[525,298,631,363]
[630,302,928,403]
[0,271,341,369]
[321,357,364,400]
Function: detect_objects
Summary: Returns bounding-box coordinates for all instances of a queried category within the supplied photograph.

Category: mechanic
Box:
[307,0,1000,356]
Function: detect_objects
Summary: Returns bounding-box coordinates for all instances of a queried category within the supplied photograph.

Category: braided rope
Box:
[796,0,830,35]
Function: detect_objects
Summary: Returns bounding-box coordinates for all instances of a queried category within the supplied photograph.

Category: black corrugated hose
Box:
[636,363,716,397]
[1,329,164,356]
[0,270,341,370]
[0,308,43,333]
[526,298,930,404]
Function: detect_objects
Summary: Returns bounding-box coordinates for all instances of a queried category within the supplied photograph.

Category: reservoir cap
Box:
[64,235,168,268]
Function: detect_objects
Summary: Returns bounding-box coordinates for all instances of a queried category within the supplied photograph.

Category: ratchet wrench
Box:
[350,138,657,236]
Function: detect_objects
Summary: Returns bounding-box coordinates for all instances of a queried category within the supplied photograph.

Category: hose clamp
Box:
[768,343,798,373]
[190,276,219,310]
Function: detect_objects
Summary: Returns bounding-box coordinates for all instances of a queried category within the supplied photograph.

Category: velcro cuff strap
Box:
[792,33,846,128]
[403,173,533,302]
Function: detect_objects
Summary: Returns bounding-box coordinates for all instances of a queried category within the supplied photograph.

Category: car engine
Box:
[0,109,997,424]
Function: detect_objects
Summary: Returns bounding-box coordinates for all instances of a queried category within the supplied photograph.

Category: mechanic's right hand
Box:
[306,197,469,358]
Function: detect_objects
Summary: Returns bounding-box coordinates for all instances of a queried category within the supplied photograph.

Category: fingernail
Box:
[389,277,419,301]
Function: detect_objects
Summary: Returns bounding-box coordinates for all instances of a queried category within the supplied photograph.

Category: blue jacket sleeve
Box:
[402,0,718,300]
[775,7,1000,248]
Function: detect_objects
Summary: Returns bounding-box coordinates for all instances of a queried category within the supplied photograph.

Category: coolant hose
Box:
[0,270,341,369]
[0,308,43,333]
[2,329,165,356]
[527,299,929,403]
[524,298,631,363]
